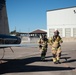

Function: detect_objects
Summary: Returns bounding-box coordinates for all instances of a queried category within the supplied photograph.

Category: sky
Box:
[6,0,76,33]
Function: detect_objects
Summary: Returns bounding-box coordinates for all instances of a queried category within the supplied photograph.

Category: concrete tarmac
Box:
[0,42,76,75]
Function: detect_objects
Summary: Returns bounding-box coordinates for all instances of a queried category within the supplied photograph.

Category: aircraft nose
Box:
[16,37,21,44]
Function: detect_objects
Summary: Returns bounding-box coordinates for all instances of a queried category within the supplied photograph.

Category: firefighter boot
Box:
[41,56,45,61]
[56,57,61,64]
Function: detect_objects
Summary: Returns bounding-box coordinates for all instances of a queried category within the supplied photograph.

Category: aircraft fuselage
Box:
[0,34,21,44]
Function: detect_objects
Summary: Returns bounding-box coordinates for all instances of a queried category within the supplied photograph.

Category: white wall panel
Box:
[47,6,76,37]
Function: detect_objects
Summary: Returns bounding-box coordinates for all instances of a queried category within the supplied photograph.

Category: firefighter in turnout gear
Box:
[38,35,43,51]
[38,35,48,60]
[49,30,63,64]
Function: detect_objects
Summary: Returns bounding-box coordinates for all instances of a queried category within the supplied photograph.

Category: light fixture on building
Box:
[74,10,76,13]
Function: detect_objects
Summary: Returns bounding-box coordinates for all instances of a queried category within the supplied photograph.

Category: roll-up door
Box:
[73,28,76,37]
[49,29,55,37]
[65,28,71,37]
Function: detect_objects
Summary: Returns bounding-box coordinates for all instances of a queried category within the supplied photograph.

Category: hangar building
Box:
[47,6,76,38]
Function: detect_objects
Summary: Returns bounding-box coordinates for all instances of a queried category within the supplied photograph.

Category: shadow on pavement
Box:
[61,56,71,58]
[0,57,75,74]
[62,58,76,63]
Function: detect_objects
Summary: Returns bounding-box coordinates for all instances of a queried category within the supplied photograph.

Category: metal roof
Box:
[47,6,76,12]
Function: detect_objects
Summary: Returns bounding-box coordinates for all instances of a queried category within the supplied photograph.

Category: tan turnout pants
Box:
[51,47,61,62]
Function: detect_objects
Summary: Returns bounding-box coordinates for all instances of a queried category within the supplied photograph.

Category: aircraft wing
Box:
[0,43,38,59]
[0,43,38,48]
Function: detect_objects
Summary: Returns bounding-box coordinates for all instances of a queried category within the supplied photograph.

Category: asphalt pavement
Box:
[0,42,76,75]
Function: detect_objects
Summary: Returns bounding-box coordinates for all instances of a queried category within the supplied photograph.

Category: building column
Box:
[63,28,65,37]
[71,28,73,37]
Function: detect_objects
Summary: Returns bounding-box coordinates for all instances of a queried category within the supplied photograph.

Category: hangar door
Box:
[49,29,55,37]
[73,28,76,37]
[65,28,71,37]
